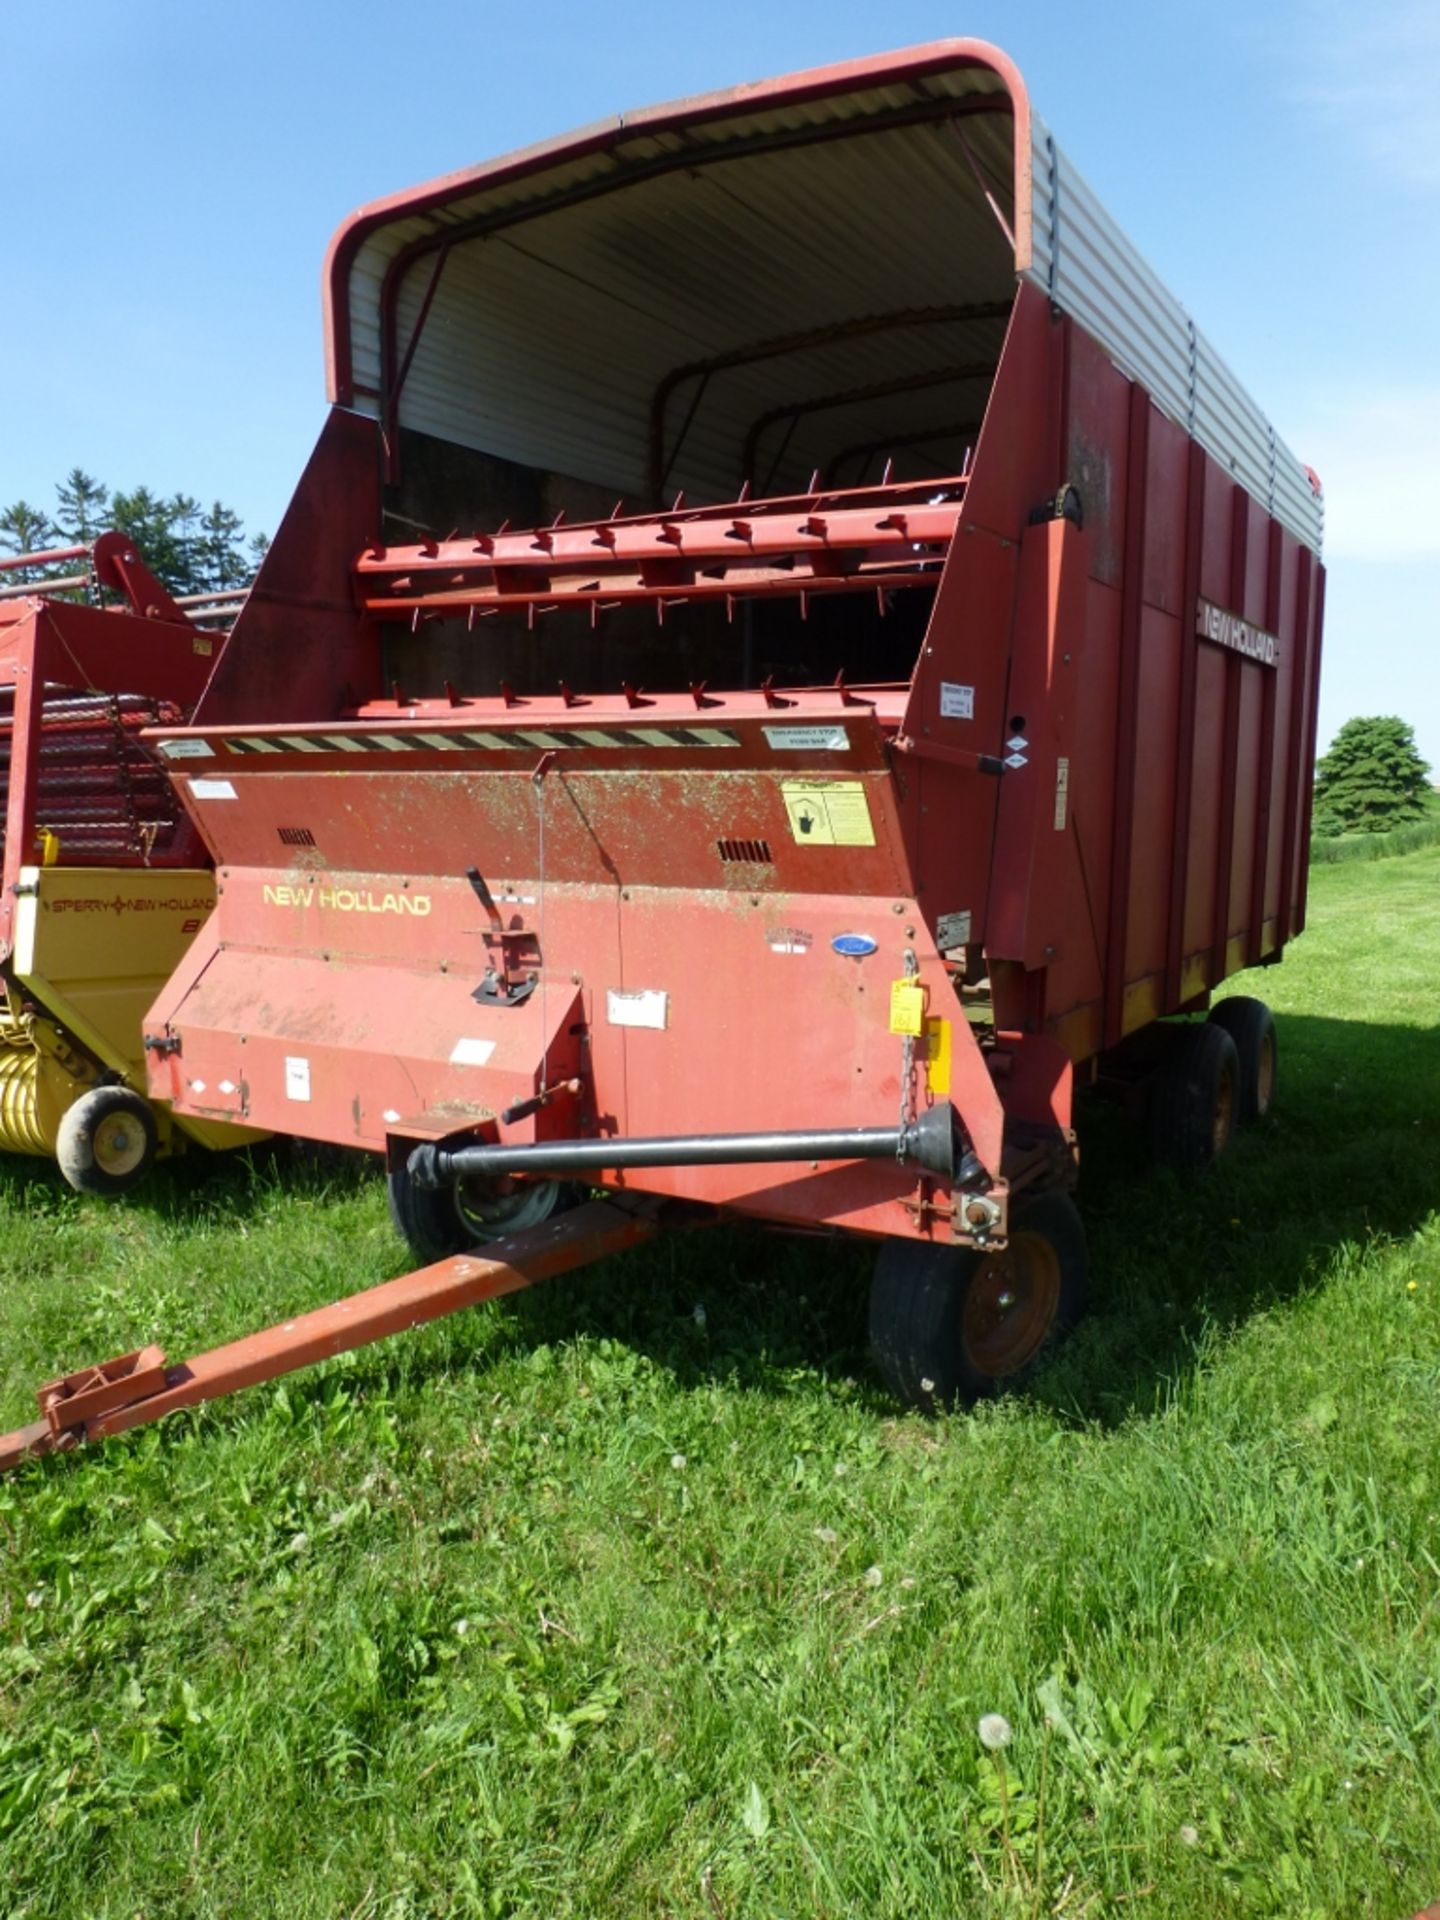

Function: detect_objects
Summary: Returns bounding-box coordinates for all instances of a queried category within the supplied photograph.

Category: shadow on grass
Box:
[7,1011,1436,1430]
[509,1009,1440,1423]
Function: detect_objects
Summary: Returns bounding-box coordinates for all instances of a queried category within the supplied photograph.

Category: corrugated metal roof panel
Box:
[335,49,1320,552]
[364,107,1018,499]
[1027,112,1322,550]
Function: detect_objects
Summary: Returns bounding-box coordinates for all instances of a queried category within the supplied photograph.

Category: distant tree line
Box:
[0,468,268,598]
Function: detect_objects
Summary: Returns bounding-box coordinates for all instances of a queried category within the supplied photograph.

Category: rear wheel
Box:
[1208,997,1276,1121]
[869,1191,1088,1412]
[387,1166,573,1263]
[55,1086,157,1197]
[1146,1022,1239,1170]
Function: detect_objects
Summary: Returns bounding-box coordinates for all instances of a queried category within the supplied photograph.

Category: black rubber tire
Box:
[869,1191,1089,1413]
[1208,996,1277,1122]
[386,1165,574,1263]
[55,1086,158,1197]
[1146,1021,1239,1170]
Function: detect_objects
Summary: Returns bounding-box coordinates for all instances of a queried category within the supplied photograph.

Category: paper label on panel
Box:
[449,1037,497,1067]
[939,682,975,720]
[607,988,669,1030]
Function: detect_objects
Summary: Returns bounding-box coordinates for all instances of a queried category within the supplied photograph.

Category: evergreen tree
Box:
[1313,716,1431,836]
[0,500,62,587]
[53,468,110,545]
[2,472,265,599]
[197,501,249,593]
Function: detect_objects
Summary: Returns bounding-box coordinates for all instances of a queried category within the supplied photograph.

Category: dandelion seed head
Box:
[670,1452,687,1471]
[1179,1824,1199,1847]
[863,1565,884,1588]
[692,1304,708,1327]
[454,1618,470,1637]
[288,1531,310,1556]
[814,1526,839,1546]
[24,1589,43,1611]
[977,1712,1012,1751]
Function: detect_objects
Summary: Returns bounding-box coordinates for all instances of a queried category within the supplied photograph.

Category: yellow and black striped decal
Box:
[211,725,743,756]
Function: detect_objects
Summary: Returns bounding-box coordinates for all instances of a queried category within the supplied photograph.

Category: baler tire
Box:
[869,1191,1088,1413]
[1146,1021,1240,1170]
[1207,997,1277,1122]
[55,1086,158,1197]
[386,1166,575,1263]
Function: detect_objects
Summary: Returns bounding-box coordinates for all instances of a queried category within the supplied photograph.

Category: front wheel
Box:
[55,1086,158,1197]
[869,1191,1088,1413]
[387,1164,574,1263]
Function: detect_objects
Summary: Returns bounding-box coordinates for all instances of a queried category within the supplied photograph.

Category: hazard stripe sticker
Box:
[219,725,742,756]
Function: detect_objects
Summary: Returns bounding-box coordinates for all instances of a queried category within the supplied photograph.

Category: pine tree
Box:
[1313,716,1432,836]
[53,469,111,545]
[0,500,62,587]
[197,501,249,593]
[1,474,267,599]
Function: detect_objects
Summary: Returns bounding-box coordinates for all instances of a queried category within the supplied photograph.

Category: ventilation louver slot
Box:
[278,826,317,847]
[717,837,772,865]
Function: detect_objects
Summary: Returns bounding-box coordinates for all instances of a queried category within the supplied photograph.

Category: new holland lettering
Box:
[1195,596,1279,668]
[263,883,432,916]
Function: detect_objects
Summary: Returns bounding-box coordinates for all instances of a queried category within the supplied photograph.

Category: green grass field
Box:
[2,849,1438,1919]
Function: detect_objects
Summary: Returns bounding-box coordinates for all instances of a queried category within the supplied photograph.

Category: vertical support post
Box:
[1274,545,1314,949]
[1164,441,1208,1007]
[1102,384,1150,1047]
[1207,489,1249,983]
[1245,519,1283,964]
[0,614,42,962]
[1293,566,1326,933]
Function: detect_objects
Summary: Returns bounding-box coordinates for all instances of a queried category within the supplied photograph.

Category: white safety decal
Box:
[935,910,973,952]
[449,1037,497,1067]
[607,988,669,1030]
[762,725,849,752]
[189,778,238,800]
[158,738,214,760]
[1054,758,1070,831]
[284,1056,311,1102]
[939,682,975,720]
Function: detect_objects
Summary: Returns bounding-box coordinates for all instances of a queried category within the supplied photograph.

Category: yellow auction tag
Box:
[889,978,926,1037]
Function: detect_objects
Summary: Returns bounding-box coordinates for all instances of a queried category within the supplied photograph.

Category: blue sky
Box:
[4,0,1436,767]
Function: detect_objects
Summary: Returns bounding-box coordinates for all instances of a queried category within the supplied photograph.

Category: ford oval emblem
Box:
[832,932,878,958]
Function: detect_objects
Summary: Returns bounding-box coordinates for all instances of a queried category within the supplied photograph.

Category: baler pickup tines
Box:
[0,1198,657,1475]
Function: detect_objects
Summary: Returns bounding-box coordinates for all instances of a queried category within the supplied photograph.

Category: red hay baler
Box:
[0,39,1324,1471]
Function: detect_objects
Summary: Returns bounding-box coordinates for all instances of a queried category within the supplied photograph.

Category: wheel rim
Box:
[1213,1060,1236,1154]
[1255,1031,1275,1115]
[92,1110,148,1178]
[453,1176,563,1240]
[961,1231,1063,1379]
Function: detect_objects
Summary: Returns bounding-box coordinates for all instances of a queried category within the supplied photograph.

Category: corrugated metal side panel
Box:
[1027,114,1322,553]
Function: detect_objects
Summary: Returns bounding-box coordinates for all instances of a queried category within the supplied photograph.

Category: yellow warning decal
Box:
[923,1016,952,1097]
[780,780,876,847]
